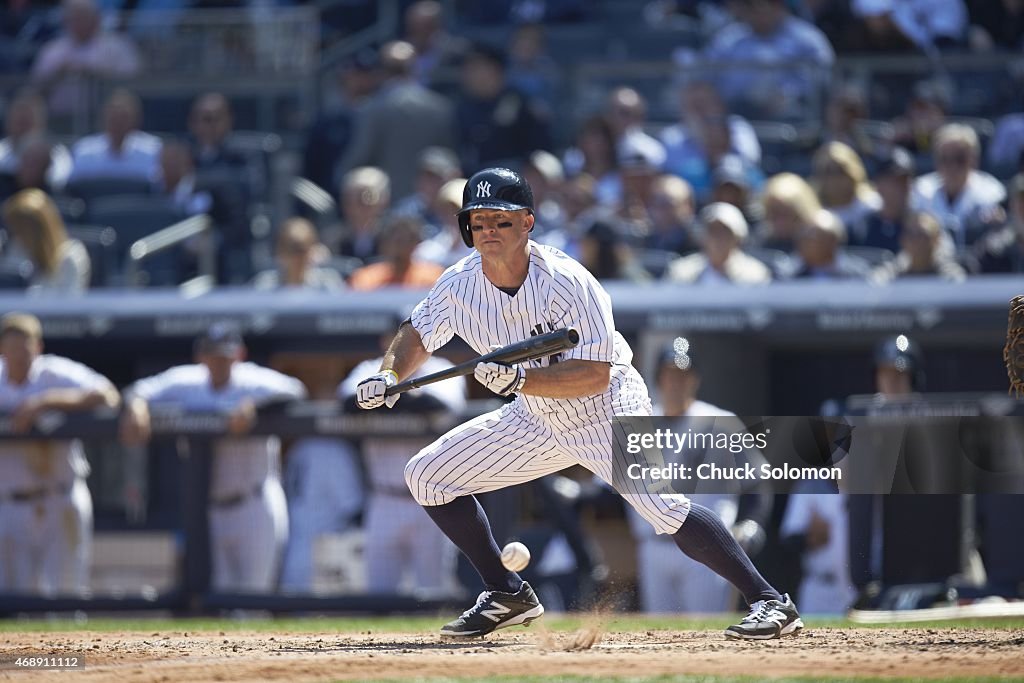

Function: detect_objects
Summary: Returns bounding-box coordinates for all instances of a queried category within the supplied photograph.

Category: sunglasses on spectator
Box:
[280,242,311,255]
[938,151,969,167]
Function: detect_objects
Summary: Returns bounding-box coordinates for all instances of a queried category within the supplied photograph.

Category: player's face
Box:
[469,209,532,255]
[0,331,41,379]
[198,351,239,388]
[876,366,913,397]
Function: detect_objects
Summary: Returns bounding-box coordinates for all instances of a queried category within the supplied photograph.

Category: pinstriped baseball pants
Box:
[404,386,691,535]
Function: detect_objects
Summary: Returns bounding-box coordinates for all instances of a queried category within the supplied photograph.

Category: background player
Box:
[0,312,120,596]
[338,331,464,596]
[356,167,801,640]
[630,337,771,614]
[121,323,307,593]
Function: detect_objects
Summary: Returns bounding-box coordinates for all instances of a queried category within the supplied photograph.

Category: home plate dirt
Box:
[2,627,1023,682]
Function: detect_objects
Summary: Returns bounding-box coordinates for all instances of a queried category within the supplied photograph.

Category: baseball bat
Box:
[384,327,580,396]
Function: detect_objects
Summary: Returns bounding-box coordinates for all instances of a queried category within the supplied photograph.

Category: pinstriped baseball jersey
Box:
[403,240,691,534]
[411,240,636,416]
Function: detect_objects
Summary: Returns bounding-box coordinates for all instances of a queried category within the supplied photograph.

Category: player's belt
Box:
[209,483,264,508]
[0,487,50,503]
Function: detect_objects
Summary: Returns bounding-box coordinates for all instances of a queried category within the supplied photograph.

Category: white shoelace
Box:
[459,591,494,619]
[742,599,774,623]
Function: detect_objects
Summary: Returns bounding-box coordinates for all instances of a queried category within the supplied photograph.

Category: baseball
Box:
[500,541,531,572]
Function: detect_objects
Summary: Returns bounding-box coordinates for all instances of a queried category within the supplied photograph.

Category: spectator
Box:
[392,146,462,233]
[560,173,603,257]
[121,325,307,594]
[821,83,882,160]
[988,106,1024,175]
[522,149,568,247]
[0,135,62,202]
[1,188,90,293]
[810,141,881,244]
[912,123,1007,247]
[349,215,444,290]
[788,209,872,280]
[856,146,915,252]
[0,90,71,190]
[605,87,655,146]
[301,49,380,193]
[850,0,967,54]
[872,210,966,283]
[616,132,666,235]
[0,312,119,597]
[188,92,249,176]
[578,218,650,282]
[969,173,1024,274]
[154,139,212,217]
[455,42,551,171]
[646,174,698,255]
[67,89,161,183]
[334,166,390,262]
[703,0,834,117]
[968,0,1024,51]
[666,202,771,285]
[891,78,951,156]
[710,155,757,221]
[414,177,473,267]
[403,0,468,86]
[562,115,620,207]
[754,172,822,252]
[252,218,344,292]
[507,22,559,110]
[31,0,141,122]
[341,41,455,201]
[661,80,761,199]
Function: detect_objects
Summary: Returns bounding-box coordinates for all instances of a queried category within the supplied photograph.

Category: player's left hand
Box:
[474,361,526,396]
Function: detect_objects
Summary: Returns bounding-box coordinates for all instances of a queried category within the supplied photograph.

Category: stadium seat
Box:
[65,177,153,203]
[85,195,186,281]
[845,246,896,267]
[66,224,118,288]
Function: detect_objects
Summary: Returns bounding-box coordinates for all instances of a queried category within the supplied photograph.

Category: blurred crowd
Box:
[0,0,1023,294]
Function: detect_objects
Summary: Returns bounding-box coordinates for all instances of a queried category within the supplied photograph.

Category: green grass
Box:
[345,679,1019,683]
[1,614,1023,634]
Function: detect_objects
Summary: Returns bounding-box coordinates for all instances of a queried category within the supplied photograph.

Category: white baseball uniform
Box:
[628,400,754,613]
[780,482,856,614]
[0,354,110,596]
[403,241,691,535]
[340,356,462,596]
[128,362,306,593]
[279,436,364,593]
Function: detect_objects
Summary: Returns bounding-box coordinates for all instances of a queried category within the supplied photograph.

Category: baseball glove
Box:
[1005,295,1024,398]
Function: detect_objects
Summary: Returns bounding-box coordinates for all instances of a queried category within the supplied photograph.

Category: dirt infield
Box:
[2,625,1023,682]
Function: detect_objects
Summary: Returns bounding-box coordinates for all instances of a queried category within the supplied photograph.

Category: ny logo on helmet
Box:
[476,181,492,198]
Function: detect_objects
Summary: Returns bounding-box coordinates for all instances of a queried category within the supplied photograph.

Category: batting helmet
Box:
[874,334,925,390]
[456,167,534,248]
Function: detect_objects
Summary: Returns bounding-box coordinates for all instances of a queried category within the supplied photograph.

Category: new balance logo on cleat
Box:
[440,582,544,637]
[724,594,804,641]
[479,602,511,622]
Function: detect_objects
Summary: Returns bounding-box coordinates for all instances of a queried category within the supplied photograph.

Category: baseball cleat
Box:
[440,581,545,637]
[724,593,803,640]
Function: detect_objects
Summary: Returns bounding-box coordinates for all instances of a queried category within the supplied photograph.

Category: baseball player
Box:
[120,324,306,593]
[356,168,801,639]
[0,312,119,596]
[339,349,464,596]
[630,338,771,614]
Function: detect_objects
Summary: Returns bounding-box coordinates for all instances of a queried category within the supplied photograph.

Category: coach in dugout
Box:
[0,312,120,596]
[120,323,307,593]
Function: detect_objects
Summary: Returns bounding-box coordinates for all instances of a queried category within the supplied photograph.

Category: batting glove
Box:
[356,370,400,409]
[474,361,526,396]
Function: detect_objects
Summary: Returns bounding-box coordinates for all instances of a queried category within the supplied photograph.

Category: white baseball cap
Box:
[700,202,748,241]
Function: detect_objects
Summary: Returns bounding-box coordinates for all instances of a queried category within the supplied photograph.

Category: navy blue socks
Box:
[672,503,782,605]
[422,494,523,594]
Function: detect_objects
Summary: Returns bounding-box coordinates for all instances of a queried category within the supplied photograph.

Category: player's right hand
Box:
[356,370,400,409]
